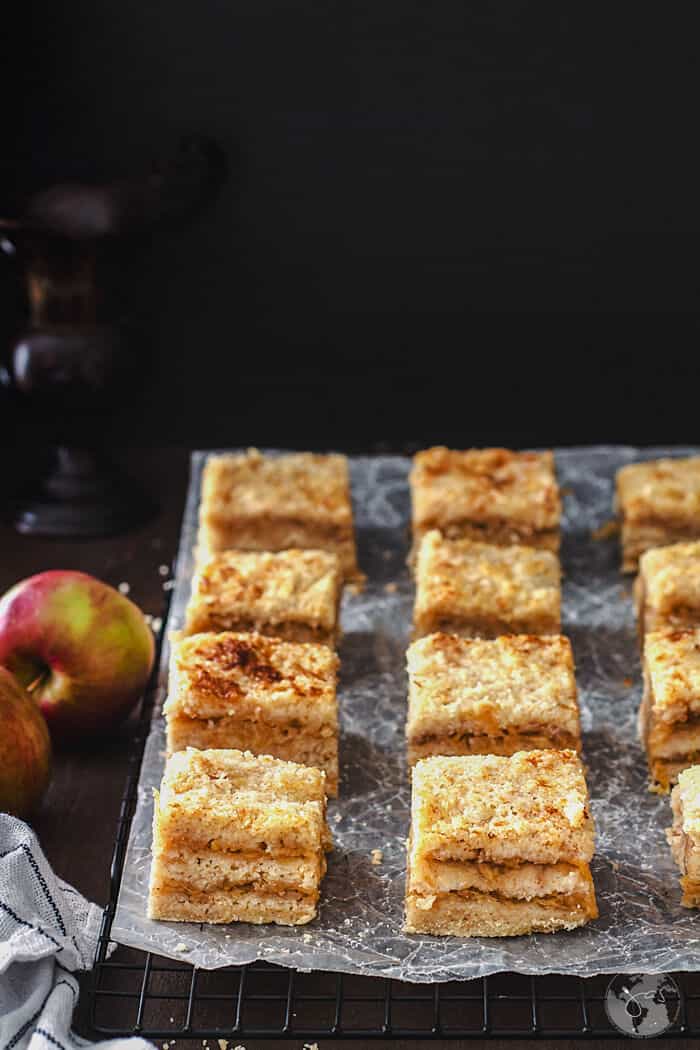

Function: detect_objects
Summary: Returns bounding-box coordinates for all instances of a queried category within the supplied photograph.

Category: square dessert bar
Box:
[616,456,700,573]
[405,633,581,766]
[198,449,360,581]
[635,541,700,637]
[669,765,700,908]
[410,447,561,554]
[413,531,561,640]
[405,750,597,937]
[640,628,700,792]
[148,748,332,926]
[165,631,340,794]
[184,548,342,647]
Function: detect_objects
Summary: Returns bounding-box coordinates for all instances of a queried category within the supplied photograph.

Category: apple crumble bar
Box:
[413,531,561,640]
[635,541,700,638]
[165,631,340,794]
[640,628,700,792]
[148,748,332,925]
[668,765,700,908]
[405,632,581,765]
[410,447,561,555]
[405,751,596,940]
[404,750,597,937]
[198,449,360,581]
[184,548,342,647]
[616,456,700,573]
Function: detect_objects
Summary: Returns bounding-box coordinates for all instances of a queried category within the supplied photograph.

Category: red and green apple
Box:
[0,570,155,738]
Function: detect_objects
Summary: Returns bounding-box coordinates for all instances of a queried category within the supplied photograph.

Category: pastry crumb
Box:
[591,519,620,541]
[174,942,189,952]
[217,1040,229,1050]
[371,848,383,865]
[384,581,398,593]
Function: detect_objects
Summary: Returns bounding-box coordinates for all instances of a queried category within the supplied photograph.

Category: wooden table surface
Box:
[1,446,687,1049]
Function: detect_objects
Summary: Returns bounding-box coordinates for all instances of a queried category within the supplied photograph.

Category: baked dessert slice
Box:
[198,449,360,582]
[635,541,700,638]
[410,447,561,556]
[184,548,342,647]
[640,628,700,792]
[404,749,597,937]
[668,765,700,907]
[406,632,581,766]
[148,748,332,925]
[616,456,700,573]
[164,631,340,794]
[413,531,561,640]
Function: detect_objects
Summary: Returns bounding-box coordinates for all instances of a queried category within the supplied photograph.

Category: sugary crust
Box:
[406,633,580,756]
[166,631,338,726]
[617,457,700,526]
[184,549,342,640]
[410,750,594,866]
[637,542,700,631]
[413,532,561,640]
[155,748,331,854]
[404,880,597,937]
[411,448,561,539]
[199,449,360,579]
[166,715,339,795]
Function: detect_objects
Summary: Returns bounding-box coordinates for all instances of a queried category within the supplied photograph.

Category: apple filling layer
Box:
[408,728,579,764]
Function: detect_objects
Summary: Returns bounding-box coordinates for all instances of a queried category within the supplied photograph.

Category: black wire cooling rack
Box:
[88,618,700,1040]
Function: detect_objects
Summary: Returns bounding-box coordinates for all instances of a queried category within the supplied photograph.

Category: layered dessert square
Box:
[635,541,700,637]
[405,632,581,765]
[410,447,561,554]
[413,531,561,639]
[668,765,700,908]
[640,628,700,792]
[148,748,332,925]
[198,449,360,581]
[164,631,340,794]
[184,548,342,647]
[616,456,700,573]
[404,749,597,937]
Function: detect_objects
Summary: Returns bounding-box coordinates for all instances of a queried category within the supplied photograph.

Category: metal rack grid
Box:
[87,659,700,1040]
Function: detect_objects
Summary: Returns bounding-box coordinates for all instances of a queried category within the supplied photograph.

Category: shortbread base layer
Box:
[413,615,560,641]
[166,716,339,795]
[183,612,338,646]
[407,729,581,766]
[198,520,360,582]
[404,885,597,937]
[622,522,700,574]
[148,886,318,925]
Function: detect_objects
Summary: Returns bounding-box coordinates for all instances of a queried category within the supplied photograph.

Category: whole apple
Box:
[0,571,155,738]
[0,665,51,817]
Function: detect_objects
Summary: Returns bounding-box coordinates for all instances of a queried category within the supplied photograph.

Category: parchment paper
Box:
[111,446,700,981]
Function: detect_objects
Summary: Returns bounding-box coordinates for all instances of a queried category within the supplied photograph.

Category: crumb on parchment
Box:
[384,582,398,593]
[591,519,620,541]
[371,848,383,865]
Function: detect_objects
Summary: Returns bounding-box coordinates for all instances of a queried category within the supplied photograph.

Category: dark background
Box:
[3,3,699,452]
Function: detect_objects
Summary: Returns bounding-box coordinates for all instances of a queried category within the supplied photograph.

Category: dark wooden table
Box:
[1,447,686,1048]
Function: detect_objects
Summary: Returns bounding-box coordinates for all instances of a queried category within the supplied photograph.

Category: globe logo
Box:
[605,974,681,1038]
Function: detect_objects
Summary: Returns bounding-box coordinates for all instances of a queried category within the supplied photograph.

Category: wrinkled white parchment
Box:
[111,447,700,981]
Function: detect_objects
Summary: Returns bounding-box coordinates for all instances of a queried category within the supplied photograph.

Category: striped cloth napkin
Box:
[0,814,152,1050]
